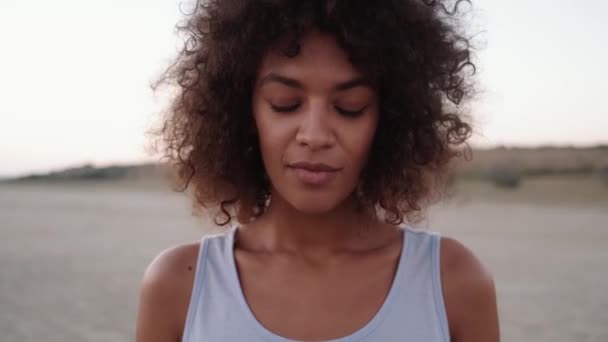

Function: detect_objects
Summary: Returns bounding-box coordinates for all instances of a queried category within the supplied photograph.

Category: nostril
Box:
[296,133,333,150]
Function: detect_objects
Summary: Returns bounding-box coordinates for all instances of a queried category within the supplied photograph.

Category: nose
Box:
[295,104,334,151]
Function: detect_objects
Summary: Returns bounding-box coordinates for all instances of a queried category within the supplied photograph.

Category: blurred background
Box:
[1,1,606,341]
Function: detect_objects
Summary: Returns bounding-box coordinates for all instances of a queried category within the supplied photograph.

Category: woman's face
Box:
[252,30,379,214]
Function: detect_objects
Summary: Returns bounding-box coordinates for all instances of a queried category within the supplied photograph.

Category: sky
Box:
[0,0,606,177]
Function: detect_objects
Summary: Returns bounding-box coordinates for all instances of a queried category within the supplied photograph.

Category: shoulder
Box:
[439,236,500,342]
[142,241,201,289]
[136,241,201,342]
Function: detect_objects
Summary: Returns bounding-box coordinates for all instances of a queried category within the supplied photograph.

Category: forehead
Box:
[256,31,364,85]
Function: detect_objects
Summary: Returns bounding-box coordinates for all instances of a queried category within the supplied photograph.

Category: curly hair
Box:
[153,0,475,226]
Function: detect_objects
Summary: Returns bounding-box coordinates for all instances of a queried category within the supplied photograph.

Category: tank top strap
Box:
[182,227,242,342]
[387,226,449,342]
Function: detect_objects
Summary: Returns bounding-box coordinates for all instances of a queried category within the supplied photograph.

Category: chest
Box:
[234,250,400,341]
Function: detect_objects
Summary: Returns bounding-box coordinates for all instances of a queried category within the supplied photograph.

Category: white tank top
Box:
[182,225,450,342]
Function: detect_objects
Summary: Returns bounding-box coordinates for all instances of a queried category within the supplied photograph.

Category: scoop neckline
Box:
[225,226,410,342]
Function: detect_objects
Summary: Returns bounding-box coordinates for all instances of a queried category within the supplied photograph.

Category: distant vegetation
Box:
[484,167,522,189]
[6,163,169,184]
[597,167,608,185]
[453,145,608,189]
[16,164,128,181]
[4,146,608,190]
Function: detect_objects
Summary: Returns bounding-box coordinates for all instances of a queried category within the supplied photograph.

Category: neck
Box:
[245,189,387,255]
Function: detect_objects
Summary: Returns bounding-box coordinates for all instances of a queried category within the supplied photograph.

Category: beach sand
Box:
[0,181,606,341]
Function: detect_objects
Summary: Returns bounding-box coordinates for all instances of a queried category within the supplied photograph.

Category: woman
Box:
[137,1,499,341]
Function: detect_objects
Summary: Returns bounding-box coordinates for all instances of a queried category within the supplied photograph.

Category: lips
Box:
[287,161,340,172]
[287,161,341,186]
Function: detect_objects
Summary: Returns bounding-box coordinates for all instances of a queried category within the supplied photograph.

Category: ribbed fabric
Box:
[182,226,450,342]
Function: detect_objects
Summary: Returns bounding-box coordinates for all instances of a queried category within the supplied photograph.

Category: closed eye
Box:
[335,106,367,118]
[271,104,300,113]
[270,103,368,117]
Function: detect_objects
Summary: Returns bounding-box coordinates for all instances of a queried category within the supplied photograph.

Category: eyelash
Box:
[270,104,366,117]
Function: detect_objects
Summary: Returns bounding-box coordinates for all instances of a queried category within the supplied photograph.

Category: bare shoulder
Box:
[142,242,201,289]
[136,241,201,342]
[440,236,500,342]
[440,237,494,292]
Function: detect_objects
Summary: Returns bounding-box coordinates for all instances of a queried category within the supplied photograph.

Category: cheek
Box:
[253,111,290,166]
[343,115,379,166]
[254,118,273,161]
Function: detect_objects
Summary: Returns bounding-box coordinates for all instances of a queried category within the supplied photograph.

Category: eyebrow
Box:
[257,73,373,91]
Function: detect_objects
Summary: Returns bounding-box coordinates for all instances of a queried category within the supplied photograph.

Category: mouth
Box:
[287,161,340,172]
[286,161,341,186]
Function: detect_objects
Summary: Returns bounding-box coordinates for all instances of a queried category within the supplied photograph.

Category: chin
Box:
[282,189,353,215]
[289,198,339,214]
[268,174,357,215]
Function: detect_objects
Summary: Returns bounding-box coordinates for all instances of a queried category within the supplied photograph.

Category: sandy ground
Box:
[0,182,607,342]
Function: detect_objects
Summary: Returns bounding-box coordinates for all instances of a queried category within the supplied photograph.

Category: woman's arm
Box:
[441,237,500,342]
[136,243,199,342]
